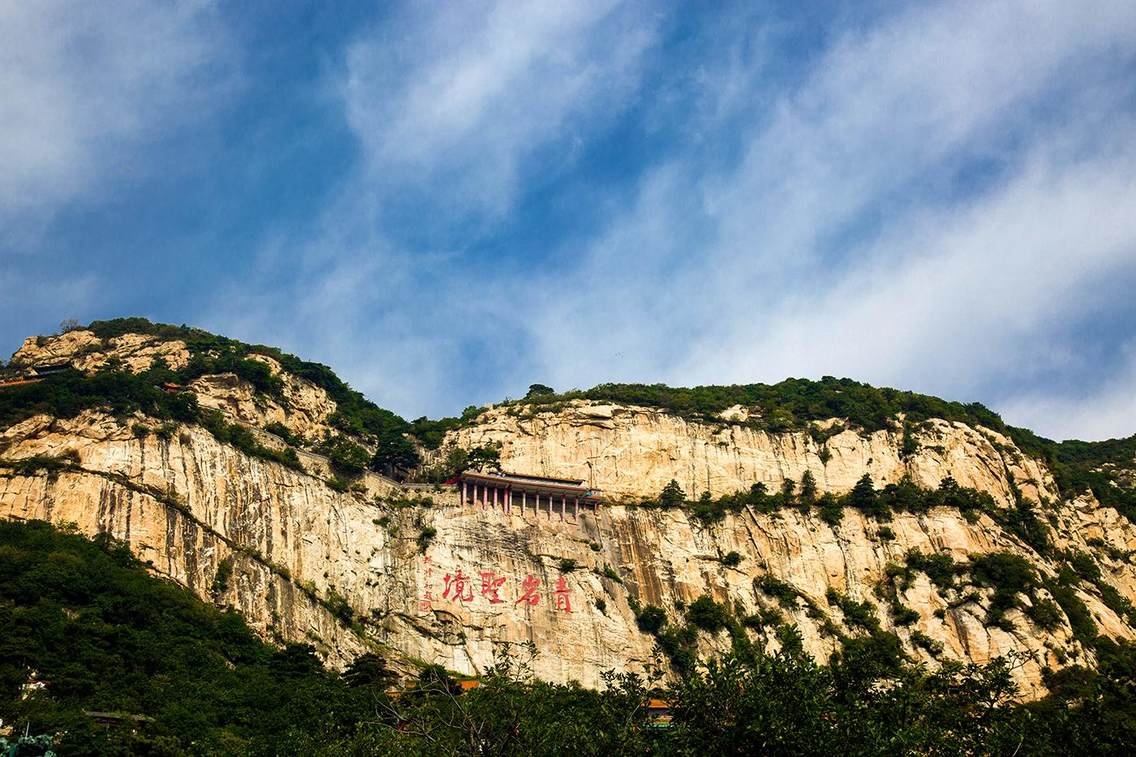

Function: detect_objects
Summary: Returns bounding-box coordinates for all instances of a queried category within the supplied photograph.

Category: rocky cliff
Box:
[438,401,1056,505]
[3,325,1135,698]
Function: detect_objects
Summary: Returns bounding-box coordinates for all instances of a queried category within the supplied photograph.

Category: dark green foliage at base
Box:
[4,520,1136,754]
[0,519,384,755]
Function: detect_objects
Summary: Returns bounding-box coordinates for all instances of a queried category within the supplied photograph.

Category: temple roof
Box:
[458,470,601,499]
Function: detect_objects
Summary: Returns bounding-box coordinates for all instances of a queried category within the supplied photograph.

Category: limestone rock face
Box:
[11,330,190,373]
[187,368,337,442]
[9,331,339,442]
[3,410,1135,698]
[438,402,1056,506]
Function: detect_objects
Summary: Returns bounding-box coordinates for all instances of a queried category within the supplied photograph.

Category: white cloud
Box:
[210,0,1136,441]
[516,0,1136,440]
[208,0,663,412]
[340,0,659,221]
[0,0,237,242]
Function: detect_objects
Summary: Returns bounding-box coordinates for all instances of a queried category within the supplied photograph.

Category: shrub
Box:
[905,550,959,591]
[558,558,578,573]
[775,624,805,657]
[891,604,919,626]
[818,493,843,526]
[756,575,799,608]
[320,435,370,478]
[826,589,881,634]
[1027,597,1064,631]
[324,589,354,624]
[721,551,743,567]
[687,595,730,633]
[910,630,944,656]
[212,558,234,595]
[636,605,667,634]
[799,470,818,506]
[416,526,437,554]
[264,421,298,445]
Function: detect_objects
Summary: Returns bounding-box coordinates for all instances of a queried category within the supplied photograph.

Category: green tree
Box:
[524,383,555,399]
[320,435,370,477]
[800,470,818,506]
[659,479,686,508]
[779,477,797,505]
[848,473,889,519]
[371,429,421,477]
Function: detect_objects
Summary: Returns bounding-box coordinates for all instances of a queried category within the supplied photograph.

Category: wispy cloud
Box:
[206,0,664,411]
[193,1,1136,440]
[0,0,238,245]
[519,0,1136,439]
[340,0,660,225]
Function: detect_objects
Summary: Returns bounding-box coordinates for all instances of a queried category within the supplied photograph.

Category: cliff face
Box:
[3,328,1136,699]
[439,402,1056,506]
[2,409,1134,697]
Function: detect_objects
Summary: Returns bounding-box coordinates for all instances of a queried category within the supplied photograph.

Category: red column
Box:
[522,491,527,516]
[574,497,579,520]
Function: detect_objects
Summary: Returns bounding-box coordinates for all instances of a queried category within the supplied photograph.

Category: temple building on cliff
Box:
[455,470,602,522]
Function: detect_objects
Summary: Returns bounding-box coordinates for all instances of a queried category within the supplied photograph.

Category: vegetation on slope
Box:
[0,519,389,754]
[80,318,421,471]
[0,368,302,471]
[508,377,1011,435]
[4,519,1136,755]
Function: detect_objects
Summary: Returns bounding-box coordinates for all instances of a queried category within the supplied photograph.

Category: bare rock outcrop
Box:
[439,401,1056,505]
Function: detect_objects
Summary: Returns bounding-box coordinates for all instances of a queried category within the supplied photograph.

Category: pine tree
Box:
[659,479,686,508]
[800,470,818,505]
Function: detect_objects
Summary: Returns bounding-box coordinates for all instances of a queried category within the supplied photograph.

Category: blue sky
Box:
[2,1,1135,441]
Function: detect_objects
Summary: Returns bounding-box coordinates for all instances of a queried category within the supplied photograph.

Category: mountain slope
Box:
[2,318,1136,698]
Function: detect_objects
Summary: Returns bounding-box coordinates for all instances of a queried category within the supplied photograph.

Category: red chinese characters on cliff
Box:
[480,572,506,604]
[442,569,473,603]
[419,555,435,612]
[423,566,576,614]
[554,576,572,613]
[514,575,541,606]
